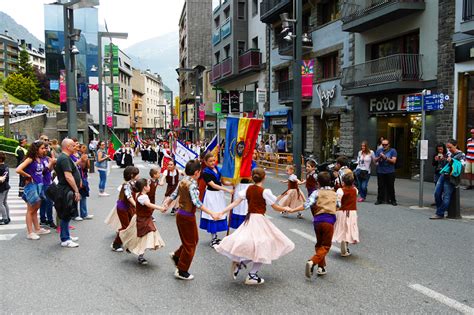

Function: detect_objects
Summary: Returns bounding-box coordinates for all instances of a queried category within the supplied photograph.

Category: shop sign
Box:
[204,121,216,130]
[271,118,287,126]
[230,90,240,113]
[221,93,230,114]
[317,84,337,118]
[369,95,402,113]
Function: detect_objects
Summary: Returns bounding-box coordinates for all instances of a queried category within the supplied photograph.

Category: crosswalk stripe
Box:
[9,216,25,221]
[0,234,17,241]
[0,224,26,230]
[7,204,26,208]
[6,200,25,204]
[9,210,27,214]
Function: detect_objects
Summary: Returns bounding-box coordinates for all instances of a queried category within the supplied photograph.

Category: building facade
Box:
[178,0,212,141]
[19,41,46,74]
[0,31,19,78]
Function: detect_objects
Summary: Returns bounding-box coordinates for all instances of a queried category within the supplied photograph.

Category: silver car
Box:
[15,105,33,115]
[0,105,18,117]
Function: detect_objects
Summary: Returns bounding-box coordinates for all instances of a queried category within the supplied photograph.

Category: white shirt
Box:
[137,194,150,205]
[237,187,277,205]
[356,150,375,173]
[288,174,298,182]
[265,144,272,153]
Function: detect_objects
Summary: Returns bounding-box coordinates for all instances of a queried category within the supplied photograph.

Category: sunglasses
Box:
[382,144,389,146]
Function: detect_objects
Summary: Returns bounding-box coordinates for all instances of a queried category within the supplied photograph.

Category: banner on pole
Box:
[174,141,198,169]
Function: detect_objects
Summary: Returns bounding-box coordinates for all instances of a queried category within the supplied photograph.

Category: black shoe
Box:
[138,255,148,265]
[391,201,398,206]
[4,218,10,225]
[174,269,194,280]
[210,238,221,247]
[40,220,48,226]
[0,220,4,225]
[111,243,124,252]
[462,186,473,190]
[169,252,179,268]
[47,221,57,229]
[374,201,384,205]
[170,208,176,216]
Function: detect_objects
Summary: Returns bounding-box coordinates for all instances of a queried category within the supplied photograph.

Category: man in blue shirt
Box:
[374,139,398,206]
[277,137,286,153]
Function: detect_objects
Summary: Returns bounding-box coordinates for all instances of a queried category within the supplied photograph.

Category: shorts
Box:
[465,161,474,174]
[23,183,44,206]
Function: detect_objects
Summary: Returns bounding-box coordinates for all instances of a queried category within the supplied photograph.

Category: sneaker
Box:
[61,240,79,248]
[297,213,303,219]
[170,208,176,216]
[138,255,148,265]
[317,267,327,276]
[111,243,124,252]
[244,273,264,285]
[357,198,365,202]
[27,233,40,240]
[4,218,10,225]
[305,260,315,278]
[430,215,444,220]
[70,236,79,242]
[47,221,57,229]
[35,228,50,235]
[169,252,179,268]
[83,215,94,220]
[74,216,84,221]
[40,220,48,226]
[69,225,76,230]
[374,201,383,205]
[99,192,110,197]
[174,269,194,280]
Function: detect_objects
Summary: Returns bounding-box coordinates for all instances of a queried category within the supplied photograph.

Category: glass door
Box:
[388,123,410,178]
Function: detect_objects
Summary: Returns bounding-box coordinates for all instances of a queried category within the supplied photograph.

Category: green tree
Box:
[4,73,40,104]
[18,43,35,80]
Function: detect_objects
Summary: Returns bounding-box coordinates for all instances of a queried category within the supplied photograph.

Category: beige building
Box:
[19,41,46,73]
[0,31,19,78]
[130,69,144,131]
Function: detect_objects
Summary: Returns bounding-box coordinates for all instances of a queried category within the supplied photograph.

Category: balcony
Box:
[238,49,262,73]
[211,63,222,82]
[461,0,474,35]
[221,18,232,39]
[278,80,312,104]
[277,32,313,56]
[221,57,232,77]
[212,28,221,46]
[341,0,425,33]
[260,0,292,24]
[340,54,434,95]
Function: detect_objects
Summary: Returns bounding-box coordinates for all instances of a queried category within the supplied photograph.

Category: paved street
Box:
[1,163,473,314]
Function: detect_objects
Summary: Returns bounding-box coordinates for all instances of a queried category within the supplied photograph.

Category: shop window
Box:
[318,52,339,80]
[370,32,419,60]
[318,0,340,26]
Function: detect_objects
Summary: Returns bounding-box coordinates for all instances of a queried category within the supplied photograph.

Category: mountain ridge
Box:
[0,11,44,48]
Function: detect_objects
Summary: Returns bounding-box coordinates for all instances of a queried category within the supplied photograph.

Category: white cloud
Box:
[1,0,185,48]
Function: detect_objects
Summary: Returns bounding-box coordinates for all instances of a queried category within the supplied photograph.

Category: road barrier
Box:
[255,152,304,176]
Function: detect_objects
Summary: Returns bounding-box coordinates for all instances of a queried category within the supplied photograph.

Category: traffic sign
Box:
[214,103,221,113]
[406,93,448,112]
[406,94,422,112]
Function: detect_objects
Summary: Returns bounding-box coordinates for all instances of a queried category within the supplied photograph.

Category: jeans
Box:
[98,170,107,193]
[0,190,9,220]
[355,169,370,199]
[434,175,454,217]
[377,172,396,203]
[79,196,88,218]
[434,172,441,185]
[60,219,70,242]
[39,195,54,223]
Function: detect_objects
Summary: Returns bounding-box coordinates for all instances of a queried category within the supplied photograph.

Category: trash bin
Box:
[89,157,95,173]
[447,187,461,219]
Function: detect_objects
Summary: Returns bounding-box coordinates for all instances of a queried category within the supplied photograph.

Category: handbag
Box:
[357,170,369,180]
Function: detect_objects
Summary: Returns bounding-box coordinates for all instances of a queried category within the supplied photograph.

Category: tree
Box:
[4,73,40,104]
[17,43,35,80]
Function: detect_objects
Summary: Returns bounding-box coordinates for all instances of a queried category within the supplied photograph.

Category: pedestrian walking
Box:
[75,144,94,221]
[354,141,375,202]
[277,165,306,218]
[289,171,340,280]
[431,139,466,219]
[16,140,51,240]
[107,166,140,252]
[159,160,182,215]
[96,141,110,197]
[215,168,294,285]
[374,139,398,206]
[463,128,474,189]
[333,173,359,257]
[0,153,11,225]
[199,153,233,247]
[15,137,28,197]
[166,159,220,280]
[119,178,166,265]
[432,143,448,185]
[52,139,82,248]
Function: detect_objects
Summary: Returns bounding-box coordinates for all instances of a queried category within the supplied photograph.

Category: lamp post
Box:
[60,0,100,139]
[2,94,10,138]
[97,31,128,141]
[157,104,168,136]
[162,90,174,132]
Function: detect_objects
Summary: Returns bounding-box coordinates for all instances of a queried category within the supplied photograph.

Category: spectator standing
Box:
[432,143,448,185]
[277,137,287,153]
[374,139,398,206]
[39,136,57,229]
[354,141,375,202]
[96,141,110,197]
[431,139,465,219]
[75,144,94,221]
[15,137,28,197]
[54,139,82,247]
[0,153,11,225]
[463,128,474,190]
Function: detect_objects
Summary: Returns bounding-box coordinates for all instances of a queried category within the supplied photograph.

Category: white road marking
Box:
[6,200,25,204]
[409,284,474,314]
[0,224,26,230]
[0,234,17,241]
[289,228,340,252]
[7,204,26,209]
[9,216,26,221]
[9,210,27,214]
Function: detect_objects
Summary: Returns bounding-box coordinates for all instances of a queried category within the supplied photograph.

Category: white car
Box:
[0,105,18,117]
[15,105,33,115]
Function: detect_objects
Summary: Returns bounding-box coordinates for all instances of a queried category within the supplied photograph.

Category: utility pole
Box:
[2,94,10,138]
[292,0,303,178]
[63,6,78,138]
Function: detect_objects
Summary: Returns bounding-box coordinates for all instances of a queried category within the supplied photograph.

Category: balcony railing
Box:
[341,0,425,32]
[238,49,262,72]
[278,80,293,102]
[212,63,222,82]
[221,18,232,39]
[341,54,423,90]
[260,0,291,23]
[221,57,232,77]
[463,0,474,21]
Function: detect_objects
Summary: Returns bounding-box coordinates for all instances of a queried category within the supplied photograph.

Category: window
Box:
[214,16,220,28]
[319,53,339,79]
[238,41,246,55]
[224,44,231,58]
[276,68,289,84]
[215,51,221,64]
[370,32,419,60]
[238,1,246,20]
[224,6,230,19]
[252,36,258,49]
[318,0,340,26]
[252,0,258,16]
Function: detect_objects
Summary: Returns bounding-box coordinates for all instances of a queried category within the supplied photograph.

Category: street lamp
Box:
[157,104,168,135]
[97,31,128,141]
[1,94,10,138]
[280,0,303,178]
[59,0,100,139]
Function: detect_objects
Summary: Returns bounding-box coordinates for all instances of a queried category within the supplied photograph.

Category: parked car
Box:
[15,105,33,115]
[33,104,49,113]
[0,104,18,117]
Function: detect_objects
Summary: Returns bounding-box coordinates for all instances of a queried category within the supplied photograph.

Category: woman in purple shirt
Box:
[16,140,53,240]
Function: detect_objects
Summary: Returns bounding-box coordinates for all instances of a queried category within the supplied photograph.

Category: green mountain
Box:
[0,11,44,48]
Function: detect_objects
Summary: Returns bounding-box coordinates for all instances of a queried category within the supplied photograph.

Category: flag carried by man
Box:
[221,117,263,182]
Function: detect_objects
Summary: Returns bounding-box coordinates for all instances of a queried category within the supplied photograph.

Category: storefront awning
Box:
[263,109,292,130]
[88,125,99,135]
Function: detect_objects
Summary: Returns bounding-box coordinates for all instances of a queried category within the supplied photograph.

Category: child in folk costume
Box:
[229,152,258,229]
[199,153,233,247]
[149,144,158,164]
[300,160,318,219]
[119,178,166,265]
[333,156,353,190]
[106,166,140,252]
[147,168,160,204]
[159,160,183,215]
[166,159,220,280]
[121,143,134,168]
[215,168,295,285]
[277,165,306,218]
[333,173,359,257]
[160,142,172,174]
[289,172,341,279]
